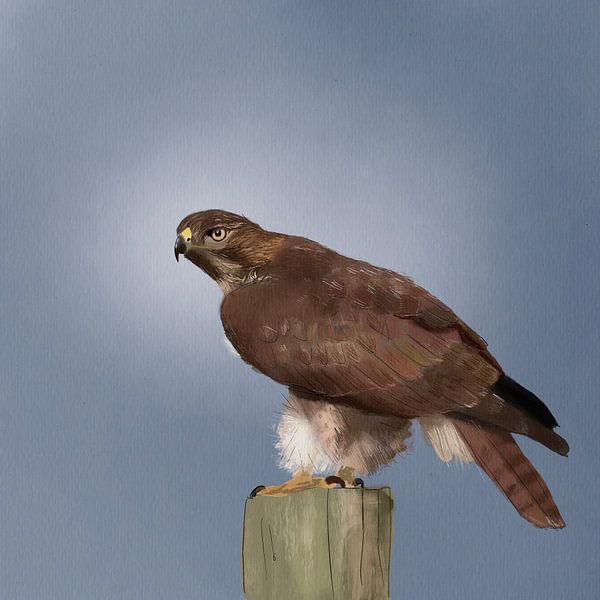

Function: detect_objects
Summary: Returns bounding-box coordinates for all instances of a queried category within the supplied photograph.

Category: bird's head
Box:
[174,210,284,293]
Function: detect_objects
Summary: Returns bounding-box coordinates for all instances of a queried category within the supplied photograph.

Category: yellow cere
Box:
[180,227,192,242]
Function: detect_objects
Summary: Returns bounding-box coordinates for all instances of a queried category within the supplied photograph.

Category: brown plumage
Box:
[452,418,565,528]
[175,209,568,528]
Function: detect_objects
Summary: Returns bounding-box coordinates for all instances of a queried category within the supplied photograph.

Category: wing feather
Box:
[220,243,566,454]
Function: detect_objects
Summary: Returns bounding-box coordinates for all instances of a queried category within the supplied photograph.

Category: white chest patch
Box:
[275,393,412,475]
[275,399,337,474]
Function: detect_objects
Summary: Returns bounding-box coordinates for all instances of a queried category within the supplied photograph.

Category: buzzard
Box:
[175,209,568,528]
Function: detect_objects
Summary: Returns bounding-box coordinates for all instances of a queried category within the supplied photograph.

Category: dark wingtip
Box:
[493,374,560,429]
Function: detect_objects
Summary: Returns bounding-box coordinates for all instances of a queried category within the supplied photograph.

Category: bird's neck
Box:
[215,231,287,294]
[215,263,259,295]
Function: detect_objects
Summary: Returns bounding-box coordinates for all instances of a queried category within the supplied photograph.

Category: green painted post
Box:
[242,487,394,600]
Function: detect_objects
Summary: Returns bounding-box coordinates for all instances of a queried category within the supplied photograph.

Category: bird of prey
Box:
[174,209,568,528]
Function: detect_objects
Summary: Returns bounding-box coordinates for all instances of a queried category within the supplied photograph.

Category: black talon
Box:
[249,485,266,498]
[325,475,346,488]
[353,478,365,488]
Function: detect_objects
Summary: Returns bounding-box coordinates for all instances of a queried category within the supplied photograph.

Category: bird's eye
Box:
[209,227,227,241]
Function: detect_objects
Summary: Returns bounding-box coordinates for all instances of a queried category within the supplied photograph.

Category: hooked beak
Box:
[174,235,187,262]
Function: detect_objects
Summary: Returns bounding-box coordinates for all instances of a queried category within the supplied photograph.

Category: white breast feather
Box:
[275,405,336,474]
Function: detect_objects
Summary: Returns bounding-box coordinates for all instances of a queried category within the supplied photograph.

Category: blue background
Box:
[1,2,598,598]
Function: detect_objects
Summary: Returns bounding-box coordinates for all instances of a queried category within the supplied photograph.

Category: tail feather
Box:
[452,418,565,529]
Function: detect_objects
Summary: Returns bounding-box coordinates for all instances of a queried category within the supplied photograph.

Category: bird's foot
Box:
[334,467,365,489]
[250,468,366,497]
[252,471,334,497]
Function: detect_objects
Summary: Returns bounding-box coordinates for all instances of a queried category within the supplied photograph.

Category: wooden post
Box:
[242,487,394,600]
